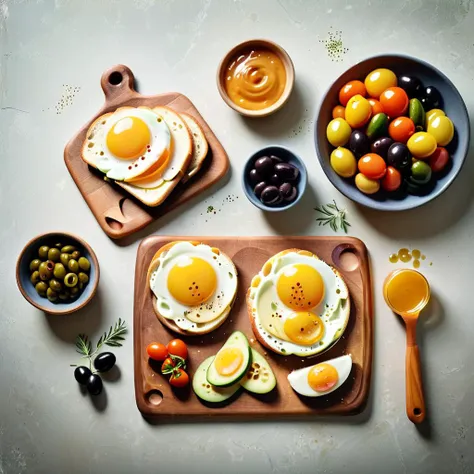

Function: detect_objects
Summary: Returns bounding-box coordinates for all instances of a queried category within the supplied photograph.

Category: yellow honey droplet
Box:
[389,254,399,263]
[412,249,421,259]
[413,259,420,269]
[421,255,426,261]
[399,251,412,263]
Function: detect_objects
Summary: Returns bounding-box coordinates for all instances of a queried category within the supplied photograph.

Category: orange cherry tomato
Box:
[381,166,402,192]
[429,147,450,173]
[161,357,176,375]
[389,117,415,143]
[339,80,367,106]
[147,342,168,361]
[169,369,190,388]
[167,339,188,359]
[379,87,409,117]
[332,105,346,119]
[368,98,384,115]
[358,153,387,180]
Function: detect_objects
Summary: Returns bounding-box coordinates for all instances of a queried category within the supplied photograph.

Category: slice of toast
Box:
[180,113,209,183]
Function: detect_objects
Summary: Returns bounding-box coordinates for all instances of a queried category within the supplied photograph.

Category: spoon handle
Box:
[406,330,426,424]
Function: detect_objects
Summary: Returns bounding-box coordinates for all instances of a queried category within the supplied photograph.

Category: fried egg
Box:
[149,242,238,332]
[88,106,171,181]
[248,250,350,357]
[288,354,352,397]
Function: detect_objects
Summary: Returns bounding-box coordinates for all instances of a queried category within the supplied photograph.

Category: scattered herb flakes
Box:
[319,28,348,62]
[207,205,215,214]
[52,84,81,114]
[271,302,278,311]
[315,200,351,233]
[199,194,240,222]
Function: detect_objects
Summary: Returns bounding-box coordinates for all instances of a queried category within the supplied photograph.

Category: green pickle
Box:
[367,113,388,140]
[409,98,425,128]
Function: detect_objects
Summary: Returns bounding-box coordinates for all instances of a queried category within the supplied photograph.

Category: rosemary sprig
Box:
[75,334,92,357]
[315,200,351,234]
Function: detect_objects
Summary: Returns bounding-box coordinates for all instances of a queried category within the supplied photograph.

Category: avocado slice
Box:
[193,356,241,403]
[240,348,276,394]
[206,331,251,387]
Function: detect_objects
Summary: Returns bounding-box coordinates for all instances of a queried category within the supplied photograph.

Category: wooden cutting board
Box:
[134,236,373,420]
[64,65,229,240]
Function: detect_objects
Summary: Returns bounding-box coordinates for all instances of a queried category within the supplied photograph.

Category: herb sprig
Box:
[315,200,351,233]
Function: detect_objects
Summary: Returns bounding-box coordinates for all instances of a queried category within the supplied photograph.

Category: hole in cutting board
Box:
[105,217,123,230]
[147,390,163,406]
[109,71,123,85]
[332,244,360,272]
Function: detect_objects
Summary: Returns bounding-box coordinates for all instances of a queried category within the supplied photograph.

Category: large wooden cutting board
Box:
[64,65,229,240]
[134,236,373,420]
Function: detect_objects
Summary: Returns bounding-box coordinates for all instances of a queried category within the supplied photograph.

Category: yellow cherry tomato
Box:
[364,68,397,98]
[326,118,352,147]
[345,94,372,128]
[425,108,445,128]
[407,132,437,159]
[427,115,454,146]
[355,173,380,194]
[330,147,357,178]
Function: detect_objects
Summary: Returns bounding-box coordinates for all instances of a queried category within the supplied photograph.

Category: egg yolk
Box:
[106,116,151,159]
[215,348,243,376]
[277,264,325,311]
[167,256,217,306]
[283,311,325,345]
[307,363,339,392]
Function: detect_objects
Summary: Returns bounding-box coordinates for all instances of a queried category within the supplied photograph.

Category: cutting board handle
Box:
[101,64,139,102]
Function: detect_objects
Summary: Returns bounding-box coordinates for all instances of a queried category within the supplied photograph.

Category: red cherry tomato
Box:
[339,80,367,106]
[169,369,190,388]
[161,357,176,375]
[368,98,384,115]
[167,339,188,359]
[332,105,346,119]
[381,166,402,192]
[380,87,409,117]
[389,117,415,143]
[147,342,168,361]
[358,153,387,180]
[429,147,450,172]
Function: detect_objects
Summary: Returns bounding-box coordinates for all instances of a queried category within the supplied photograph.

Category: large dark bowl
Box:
[315,54,470,211]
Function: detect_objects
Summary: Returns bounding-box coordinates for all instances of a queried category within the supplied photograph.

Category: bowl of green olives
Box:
[16,232,99,315]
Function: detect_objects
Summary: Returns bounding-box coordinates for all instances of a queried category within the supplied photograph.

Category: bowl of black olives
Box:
[243,145,307,211]
[16,232,100,315]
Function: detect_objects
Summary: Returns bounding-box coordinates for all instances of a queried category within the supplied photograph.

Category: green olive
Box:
[78,272,89,284]
[38,246,50,259]
[61,245,76,253]
[29,259,41,272]
[46,288,58,302]
[53,263,67,280]
[71,250,81,260]
[39,261,53,280]
[60,253,71,266]
[78,282,84,290]
[68,259,79,273]
[78,257,91,272]
[48,248,61,262]
[49,279,62,292]
[54,242,63,249]
[64,273,79,288]
[30,270,40,285]
[58,291,70,301]
[35,281,48,296]
[70,287,80,296]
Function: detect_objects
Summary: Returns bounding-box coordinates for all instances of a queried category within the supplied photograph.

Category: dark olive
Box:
[387,143,411,170]
[29,259,41,272]
[46,288,58,302]
[254,181,267,198]
[74,366,92,385]
[279,183,297,202]
[270,173,282,186]
[64,273,79,288]
[78,257,91,272]
[53,263,67,280]
[249,168,263,186]
[68,259,79,273]
[94,352,116,372]
[38,246,50,260]
[270,155,283,164]
[254,156,274,177]
[61,245,76,253]
[420,86,442,110]
[398,75,423,98]
[49,279,62,292]
[260,186,282,206]
[48,248,61,262]
[86,374,103,396]
[30,271,40,285]
[274,163,299,182]
[349,130,370,157]
[71,250,81,260]
[371,137,393,159]
[35,281,48,296]
[60,253,71,266]
[58,291,70,301]
[70,287,80,297]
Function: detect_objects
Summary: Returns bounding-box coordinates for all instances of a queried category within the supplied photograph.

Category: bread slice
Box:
[81,112,113,168]
[180,113,209,183]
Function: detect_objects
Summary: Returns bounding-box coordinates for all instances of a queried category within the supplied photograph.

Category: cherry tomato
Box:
[380,87,409,117]
[368,98,384,115]
[389,117,415,143]
[345,95,372,128]
[365,68,397,98]
[161,357,175,375]
[339,80,367,106]
[332,105,346,119]
[167,339,188,359]
[428,147,450,172]
[147,342,168,361]
[169,369,190,388]
[355,173,380,195]
[381,166,402,192]
[358,153,387,180]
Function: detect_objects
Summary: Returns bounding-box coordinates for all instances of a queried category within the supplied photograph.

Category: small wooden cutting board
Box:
[134,236,373,420]
[64,65,229,240]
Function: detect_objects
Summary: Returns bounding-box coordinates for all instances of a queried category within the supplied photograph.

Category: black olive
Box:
[420,86,442,110]
[93,352,116,372]
[270,173,283,186]
[270,155,283,164]
[387,143,411,170]
[398,75,423,98]
[254,156,274,178]
[279,183,297,202]
[74,366,92,385]
[254,181,267,198]
[249,168,262,185]
[274,163,299,182]
[260,186,282,205]
[87,374,103,396]
[371,137,393,159]
[349,130,370,157]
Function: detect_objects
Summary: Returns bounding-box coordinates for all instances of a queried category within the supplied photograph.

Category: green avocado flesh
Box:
[193,356,240,403]
[206,331,251,387]
[239,348,276,394]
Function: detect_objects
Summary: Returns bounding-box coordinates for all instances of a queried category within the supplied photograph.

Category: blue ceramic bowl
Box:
[315,54,470,211]
[16,232,100,315]
[242,145,307,212]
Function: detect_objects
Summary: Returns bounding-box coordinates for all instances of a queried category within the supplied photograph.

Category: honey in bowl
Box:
[224,47,287,111]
